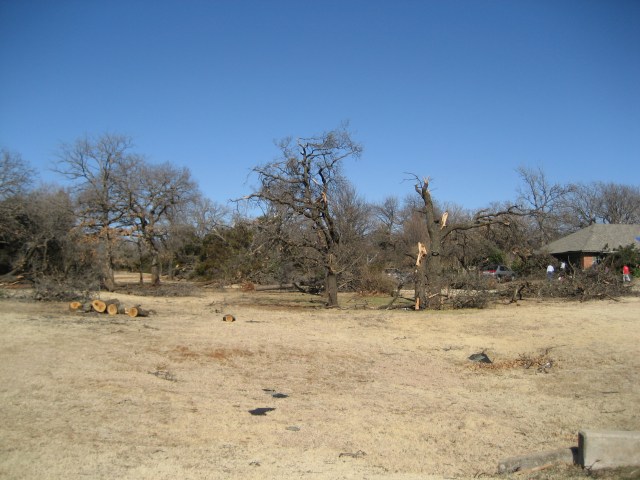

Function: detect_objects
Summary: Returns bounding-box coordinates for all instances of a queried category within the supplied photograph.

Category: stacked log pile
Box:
[69,299,149,317]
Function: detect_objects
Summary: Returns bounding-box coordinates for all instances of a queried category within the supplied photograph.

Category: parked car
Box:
[481,264,516,282]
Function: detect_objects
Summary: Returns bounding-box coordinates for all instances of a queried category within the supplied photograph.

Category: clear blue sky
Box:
[1,0,638,211]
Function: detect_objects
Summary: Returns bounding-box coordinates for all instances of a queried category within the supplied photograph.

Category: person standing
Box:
[559,261,566,280]
[622,265,631,282]
[547,264,555,280]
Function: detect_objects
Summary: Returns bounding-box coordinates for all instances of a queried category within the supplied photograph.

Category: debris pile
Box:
[68,298,150,317]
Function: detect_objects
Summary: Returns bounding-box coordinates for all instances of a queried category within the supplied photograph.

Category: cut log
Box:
[91,299,107,313]
[127,306,149,318]
[70,301,94,313]
[91,298,121,314]
[106,299,122,315]
[222,314,236,322]
[69,301,83,311]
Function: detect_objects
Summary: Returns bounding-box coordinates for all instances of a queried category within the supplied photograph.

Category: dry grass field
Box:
[1,276,639,479]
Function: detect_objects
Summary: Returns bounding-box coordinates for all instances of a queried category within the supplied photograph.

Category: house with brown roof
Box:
[540,224,640,269]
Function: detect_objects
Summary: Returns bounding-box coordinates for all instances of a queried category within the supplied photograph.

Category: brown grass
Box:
[1,280,639,479]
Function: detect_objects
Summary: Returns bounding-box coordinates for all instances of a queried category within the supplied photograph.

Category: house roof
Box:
[541,224,640,255]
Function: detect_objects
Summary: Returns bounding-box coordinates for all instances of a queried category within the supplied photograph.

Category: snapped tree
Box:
[413,176,522,308]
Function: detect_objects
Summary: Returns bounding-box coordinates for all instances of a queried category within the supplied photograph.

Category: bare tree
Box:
[187,197,230,241]
[122,160,199,286]
[0,148,35,200]
[596,182,640,224]
[374,197,402,235]
[372,196,403,254]
[246,125,363,307]
[331,182,374,290]
[55,134,134,290]
[516,165,571,245]
[249,204,313,286]
[561,182,600,228]
[559,181,640,229]
[154,197,231,280]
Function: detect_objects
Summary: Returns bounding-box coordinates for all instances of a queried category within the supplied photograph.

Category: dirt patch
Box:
[1,285,639,479]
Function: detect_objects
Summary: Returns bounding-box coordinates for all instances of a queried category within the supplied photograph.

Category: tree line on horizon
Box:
[1,128,639,306]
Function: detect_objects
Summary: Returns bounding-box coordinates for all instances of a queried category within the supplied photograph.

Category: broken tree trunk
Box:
[414,241,428,309]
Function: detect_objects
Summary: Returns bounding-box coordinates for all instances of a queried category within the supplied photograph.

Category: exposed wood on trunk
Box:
[416,242,428,266]
[440,211,449,229]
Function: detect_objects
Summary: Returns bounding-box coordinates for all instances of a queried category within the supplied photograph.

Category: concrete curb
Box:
[578,430,640,471]
[498,430,640,474]
[498,447,577,474]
